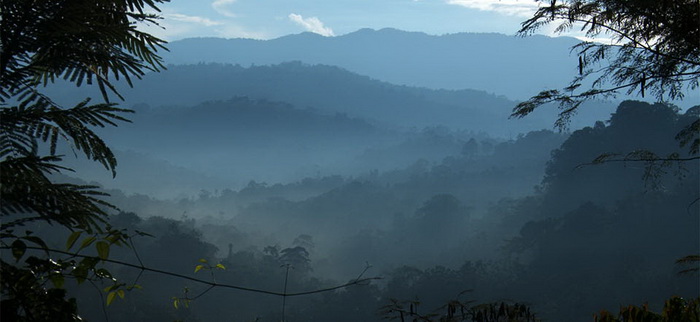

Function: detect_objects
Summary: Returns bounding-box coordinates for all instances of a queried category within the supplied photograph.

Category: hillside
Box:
[66,97,477,196]
[162,28,582,100]
[43,62,610,135]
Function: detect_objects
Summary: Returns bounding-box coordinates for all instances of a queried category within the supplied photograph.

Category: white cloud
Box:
[446,0,541,17]
[288,13,335,37]
[167,13,223,26]
[214,25,270,39]
[212,0,237,18]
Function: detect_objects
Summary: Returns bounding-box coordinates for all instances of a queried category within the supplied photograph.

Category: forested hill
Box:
[162,28,581,100]
[66,97,468,196]
[43,62,607,135]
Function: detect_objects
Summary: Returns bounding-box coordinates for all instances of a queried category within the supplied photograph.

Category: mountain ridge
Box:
[45,61,578,135]
[162,28,582,99]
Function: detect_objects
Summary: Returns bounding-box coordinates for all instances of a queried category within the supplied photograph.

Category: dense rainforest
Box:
[30,100,698,321]
[2,1,698,321]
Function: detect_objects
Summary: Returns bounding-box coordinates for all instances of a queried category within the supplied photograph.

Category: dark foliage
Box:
[513,0,699,129]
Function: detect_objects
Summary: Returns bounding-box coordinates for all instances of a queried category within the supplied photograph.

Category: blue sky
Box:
[141,0,550,40]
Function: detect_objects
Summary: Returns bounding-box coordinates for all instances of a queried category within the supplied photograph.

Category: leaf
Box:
[96,241,110,260]
[216,263,226,270]
[95,268,114,280]
[198,258,208,263]
[73,266,88,284]
[105,234,120,244]
[117,289,125,299]
[106,291,117,306]
[49,274,65,288]
[79,236,96,250]
[173,298,179,309]
[194,264,205,273]
[11,239,27,262]
[79,256,100,269]
[66,231,82,250]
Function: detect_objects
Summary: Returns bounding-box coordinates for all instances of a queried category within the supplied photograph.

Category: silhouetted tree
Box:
[513,0,699,132]
[1,0,167,319]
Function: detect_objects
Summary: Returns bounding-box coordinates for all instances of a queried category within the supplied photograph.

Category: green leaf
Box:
[95,268,114,280]
[49,274,65,288]
[216,263,226,270]
[66,231,82,250]
[11,239,27,262]
[194,264,205,273]
[96,241,110,260]
[106,291,117,306]
[79,236,96,250]
[117,289,125,299]
[198,258,208,263]
[105,234,120,244]
[80,256,100,269]
[73,266,88,284]
[173,298,179,309]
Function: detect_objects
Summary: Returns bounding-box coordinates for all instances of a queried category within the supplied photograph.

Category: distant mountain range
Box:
[42,29,621,197]
[67,96,471,196]
[62,97,396,197]
[162,28,582,100]
[44,62,610,135]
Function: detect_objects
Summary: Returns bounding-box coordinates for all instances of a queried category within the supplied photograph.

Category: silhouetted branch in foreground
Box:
[2,246,382,298]
[575,155,700,169]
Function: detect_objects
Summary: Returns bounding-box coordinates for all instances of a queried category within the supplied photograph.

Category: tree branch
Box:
[575,156,700,169]
[525,10,700,67]
[3,246,382,298]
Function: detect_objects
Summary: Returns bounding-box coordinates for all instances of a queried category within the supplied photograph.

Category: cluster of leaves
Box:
[0,226,150,319]
[594,296,700,322]
[0,0,167,102]
[1,0,169,228]
[1,0,168,319]
[380,297,538,322]
[513,0,699,130]
[170,258,226,310]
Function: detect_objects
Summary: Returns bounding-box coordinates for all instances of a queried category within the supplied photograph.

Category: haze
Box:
[35,5,699,321]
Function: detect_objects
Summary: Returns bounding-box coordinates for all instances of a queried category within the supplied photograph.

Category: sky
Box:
[140,0,551,41]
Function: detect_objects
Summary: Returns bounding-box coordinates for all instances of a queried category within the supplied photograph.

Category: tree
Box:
[512,0,699,186]
[512,0,700,308]
[512,0,699,136]
[1,0,168,319]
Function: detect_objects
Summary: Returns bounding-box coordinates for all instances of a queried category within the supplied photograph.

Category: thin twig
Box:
[88,279,110,322]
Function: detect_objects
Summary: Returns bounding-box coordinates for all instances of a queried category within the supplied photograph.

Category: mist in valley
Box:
[8,23,699,322]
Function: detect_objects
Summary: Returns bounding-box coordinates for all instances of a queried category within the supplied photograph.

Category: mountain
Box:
[58,149,231,200]
[66,96,475,196]
[161,28,582,100]
[43,62,609,135]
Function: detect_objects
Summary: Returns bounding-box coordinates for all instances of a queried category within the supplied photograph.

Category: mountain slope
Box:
[162,28,582,100]
[84,97,458,194]
[45,62,580,135]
